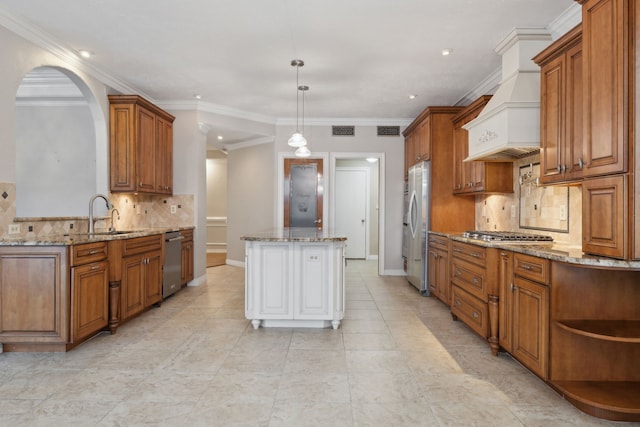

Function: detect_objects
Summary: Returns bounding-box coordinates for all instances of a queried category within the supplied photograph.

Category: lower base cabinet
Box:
[119,235,163,322]
[244,240,345,329]
[499,251,549,379]
[181,229,194,285]
[427,234,450,305]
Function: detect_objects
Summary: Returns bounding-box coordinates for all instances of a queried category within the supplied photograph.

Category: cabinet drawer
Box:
[122,235,163,256]
[514,253,549,284]
[451,285,489,338]
[428,234,449,251]
[451,258,487,301]
[451,241,486,266]
[70,241,108,266]
[180,229,193,241]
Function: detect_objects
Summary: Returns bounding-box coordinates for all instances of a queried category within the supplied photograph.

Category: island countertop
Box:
[241,228,347,242]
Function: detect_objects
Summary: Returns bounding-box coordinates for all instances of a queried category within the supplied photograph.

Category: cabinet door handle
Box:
[578,158,585,168]
[510,283,515,293]
[455,299,461,306]
[557,165,562,173]
[456,268,461,276]
[472,277,479,284]
[472,311,479,319]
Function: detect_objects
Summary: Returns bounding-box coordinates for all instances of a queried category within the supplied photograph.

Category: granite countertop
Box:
[430,231,640,269]
[241,228,347,242]
[0,226,194,246]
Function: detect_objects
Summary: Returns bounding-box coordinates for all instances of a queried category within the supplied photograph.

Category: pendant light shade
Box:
[294,145,311,157]
[288,132,307,147]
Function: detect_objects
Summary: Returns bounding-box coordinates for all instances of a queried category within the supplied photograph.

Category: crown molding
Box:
[162,100,278,125]
[276,117,413,127]
[224,136,275,151]
[547,3,581,40]
[0,6,150,100]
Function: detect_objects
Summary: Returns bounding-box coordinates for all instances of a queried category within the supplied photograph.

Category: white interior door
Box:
[335,168,368,259]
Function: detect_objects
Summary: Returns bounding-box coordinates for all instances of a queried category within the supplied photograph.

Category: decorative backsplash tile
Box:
[0,182,194,239]
[474,154,582,246]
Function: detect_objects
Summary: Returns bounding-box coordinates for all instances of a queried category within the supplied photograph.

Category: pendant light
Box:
[295,84,311,157]
[288,59,307,148]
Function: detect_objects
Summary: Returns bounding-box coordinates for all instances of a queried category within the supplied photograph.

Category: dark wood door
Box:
[284,158,324,228]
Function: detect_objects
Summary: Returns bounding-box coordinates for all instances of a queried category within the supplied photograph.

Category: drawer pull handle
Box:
[453,248,463,253]
[88,250,98,255]
[472,311,479,319]
[91,265,100,270]
[470,253,479,258]
[455,299,461,306]
[522,264,532,270]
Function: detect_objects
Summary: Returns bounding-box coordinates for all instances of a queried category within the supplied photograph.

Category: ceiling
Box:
[1,0,576,145]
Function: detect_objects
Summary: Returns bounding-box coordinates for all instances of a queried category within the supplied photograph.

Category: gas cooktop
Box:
[462,230,554,243]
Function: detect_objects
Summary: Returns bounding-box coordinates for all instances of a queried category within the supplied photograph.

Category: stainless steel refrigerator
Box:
[406,161,430,295]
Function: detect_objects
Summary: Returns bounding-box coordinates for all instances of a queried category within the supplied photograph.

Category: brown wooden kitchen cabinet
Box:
[582,175,628,259]
[0,246,69,352]
[120,235,163,321]
[578,0,630,178]
[450,241,501,355]
[109,95,175,195]
[550,261,640,421]
[181,229,194,285]
[70,241,109,344]
[499,251,549,379]
[451,96,513,195]
[534,25,584,184]
[427,234,450,306]
[403,107,459,177]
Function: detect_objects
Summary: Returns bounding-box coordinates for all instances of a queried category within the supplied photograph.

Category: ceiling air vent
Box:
[377,126,400,136]
[332,126,355,136]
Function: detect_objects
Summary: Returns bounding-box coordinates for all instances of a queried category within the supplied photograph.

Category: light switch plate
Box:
[511,205,516,218]
[170,205,177,214]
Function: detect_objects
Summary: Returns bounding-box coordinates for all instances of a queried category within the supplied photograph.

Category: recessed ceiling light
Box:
[79,49,91,59]
[441,48,453,56]
[366,158,378,163]
[217,135,223,140]
[409,94,417,100]
[194,94,202,100]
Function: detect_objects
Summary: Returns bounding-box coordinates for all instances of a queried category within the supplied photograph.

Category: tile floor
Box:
[0,261,635,426]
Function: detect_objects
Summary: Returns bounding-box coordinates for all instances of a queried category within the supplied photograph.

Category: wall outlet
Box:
[170,205,177,214]
[511,205,516,218]
[8,224,20,234]
[560,205,567,221]
[482,206,487,217]
[136,204,141,215]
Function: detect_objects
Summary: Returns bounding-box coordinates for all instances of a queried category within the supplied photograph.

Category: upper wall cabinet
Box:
[534,25,583,184]
[579,0,630,177]
[109,95,175,195]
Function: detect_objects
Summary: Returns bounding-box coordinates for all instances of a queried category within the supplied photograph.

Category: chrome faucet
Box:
[88,194,112,234]
[109,208,120,233]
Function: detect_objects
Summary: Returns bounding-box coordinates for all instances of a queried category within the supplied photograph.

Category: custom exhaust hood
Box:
[463,28,552,162]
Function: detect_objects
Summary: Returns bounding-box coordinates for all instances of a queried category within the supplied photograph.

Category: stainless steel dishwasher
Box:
[163,231,184,298]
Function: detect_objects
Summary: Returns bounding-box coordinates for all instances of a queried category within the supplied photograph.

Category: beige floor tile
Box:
[0,261,618,426]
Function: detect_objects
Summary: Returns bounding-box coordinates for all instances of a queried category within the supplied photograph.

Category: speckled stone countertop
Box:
[430,231,640,269]
[0,226,194,246]
[241,228,347,242]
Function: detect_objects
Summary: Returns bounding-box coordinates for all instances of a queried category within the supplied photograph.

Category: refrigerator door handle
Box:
[408,190,418,238]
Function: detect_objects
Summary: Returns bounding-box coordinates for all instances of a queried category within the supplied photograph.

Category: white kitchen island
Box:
[241,228,346,329]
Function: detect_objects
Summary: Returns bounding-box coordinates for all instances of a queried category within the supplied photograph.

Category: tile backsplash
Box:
[0,182,194,239]
[474,154,582,246]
